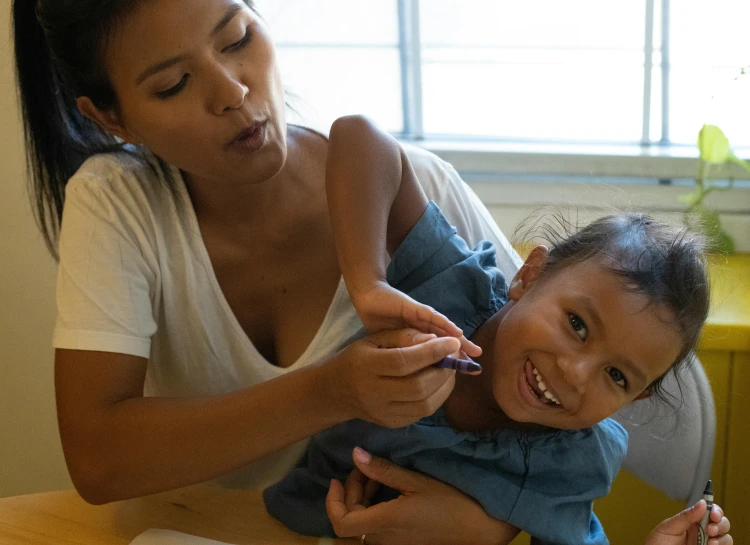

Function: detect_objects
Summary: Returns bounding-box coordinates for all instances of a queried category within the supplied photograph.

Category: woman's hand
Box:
[645,500,732,545]
[322,329,463,428]
[326,447,520,545]
[352,281,482,358]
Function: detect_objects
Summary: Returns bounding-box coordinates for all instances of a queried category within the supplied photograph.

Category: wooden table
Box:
[0,483,348,545]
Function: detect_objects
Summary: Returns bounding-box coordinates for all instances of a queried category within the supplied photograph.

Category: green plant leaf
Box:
[698,124,732,164]
[728,153,750,176]
[714,229,736,255]
[679,189,703,207]
[695,207,736,254]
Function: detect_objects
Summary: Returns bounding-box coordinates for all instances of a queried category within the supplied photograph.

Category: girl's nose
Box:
[557,353,597,393]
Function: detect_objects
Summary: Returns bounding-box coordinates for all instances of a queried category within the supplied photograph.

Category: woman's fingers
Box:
[350,447,425,494]
[325,479,351,528]
[343,467,379,509]
[366,333,461,377]
[388,370,455,418]
[326,480,395,537]
[333,329,460,426]
[407,303,482,358]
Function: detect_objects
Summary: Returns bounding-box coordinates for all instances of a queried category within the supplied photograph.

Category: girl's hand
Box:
[352,281,482,358]
[326,447,521,545]
[645,500,732,545]
[323,329,462,428]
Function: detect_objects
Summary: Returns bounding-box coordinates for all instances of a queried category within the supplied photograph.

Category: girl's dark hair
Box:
[515,210,710,406]
[12,0,255,258]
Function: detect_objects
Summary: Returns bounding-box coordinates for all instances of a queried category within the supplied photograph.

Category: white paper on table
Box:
[130,529,236,545]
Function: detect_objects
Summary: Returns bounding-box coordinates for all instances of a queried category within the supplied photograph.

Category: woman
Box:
[13,0,522,543]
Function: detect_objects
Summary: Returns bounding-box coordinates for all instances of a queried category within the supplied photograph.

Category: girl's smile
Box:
[523,359,562,407]
[447,246,684,434]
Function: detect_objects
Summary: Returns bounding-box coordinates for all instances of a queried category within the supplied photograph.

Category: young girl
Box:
[264,116,730,544]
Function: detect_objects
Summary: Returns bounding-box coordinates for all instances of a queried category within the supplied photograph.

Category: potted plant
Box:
[681,124,750,254]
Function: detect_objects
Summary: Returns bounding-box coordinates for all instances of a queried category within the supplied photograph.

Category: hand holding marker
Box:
[697,480,713,545]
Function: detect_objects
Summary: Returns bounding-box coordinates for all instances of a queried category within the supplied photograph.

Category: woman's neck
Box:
[186,125,326,229]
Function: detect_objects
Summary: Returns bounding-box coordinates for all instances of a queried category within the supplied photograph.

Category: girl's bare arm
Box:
[326,115,429,299]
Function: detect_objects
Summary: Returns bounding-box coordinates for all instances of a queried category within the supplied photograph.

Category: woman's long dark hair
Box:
[12,0,254,258]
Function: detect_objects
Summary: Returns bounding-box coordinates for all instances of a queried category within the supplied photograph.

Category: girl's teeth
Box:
[532,365,561,405]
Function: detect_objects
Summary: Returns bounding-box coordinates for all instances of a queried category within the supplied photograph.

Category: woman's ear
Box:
[76,96,139,144]
[508,245,549,301]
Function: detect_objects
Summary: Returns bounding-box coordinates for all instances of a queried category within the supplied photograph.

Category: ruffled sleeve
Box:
[386,202,508,337]
[507,419,628,545]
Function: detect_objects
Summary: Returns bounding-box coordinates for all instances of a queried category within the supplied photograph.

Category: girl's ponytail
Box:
[12,0,125,258]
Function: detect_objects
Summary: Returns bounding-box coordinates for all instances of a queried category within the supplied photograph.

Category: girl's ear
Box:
[508,245,550,302]
[634,388,653,401]
[76,96,139,144]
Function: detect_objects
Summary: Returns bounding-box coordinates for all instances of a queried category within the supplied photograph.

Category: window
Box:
[257,0,750,149]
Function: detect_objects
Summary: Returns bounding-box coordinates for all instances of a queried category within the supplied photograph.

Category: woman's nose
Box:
[210,64,248,115]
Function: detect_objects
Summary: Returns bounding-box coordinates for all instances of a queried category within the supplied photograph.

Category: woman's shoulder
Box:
[402,143,459,186]
[66,148,183,215]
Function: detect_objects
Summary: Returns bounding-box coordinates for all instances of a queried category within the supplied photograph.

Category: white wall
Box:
[0,0,73,497]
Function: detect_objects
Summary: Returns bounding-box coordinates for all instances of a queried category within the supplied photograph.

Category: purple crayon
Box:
[433,356,482,374]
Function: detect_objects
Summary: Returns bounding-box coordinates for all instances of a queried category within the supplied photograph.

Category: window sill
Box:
[407,138,750,182]
[400,139,750,253]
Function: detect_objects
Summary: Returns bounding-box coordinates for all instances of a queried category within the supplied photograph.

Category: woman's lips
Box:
[228,120,267,153]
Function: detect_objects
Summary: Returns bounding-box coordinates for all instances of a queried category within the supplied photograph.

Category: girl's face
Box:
[91,0,287,187]
[490,247,683,430]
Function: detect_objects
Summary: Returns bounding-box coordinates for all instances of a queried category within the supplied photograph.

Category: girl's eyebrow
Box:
[135,3,244,85]
[579,295,605,334]
[579,295,650,386]
[617,357,649,389]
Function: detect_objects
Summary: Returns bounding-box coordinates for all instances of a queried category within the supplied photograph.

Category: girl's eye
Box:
[155,74,189,100]
[224,27,252,53]
[607,367,629,390]
[568,313,588,341]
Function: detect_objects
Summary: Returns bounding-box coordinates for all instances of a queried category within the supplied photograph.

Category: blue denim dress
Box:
[264,203,627,545]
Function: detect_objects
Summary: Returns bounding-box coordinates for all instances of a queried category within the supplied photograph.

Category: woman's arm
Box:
[55,328,462,504]
[326,448,520,545]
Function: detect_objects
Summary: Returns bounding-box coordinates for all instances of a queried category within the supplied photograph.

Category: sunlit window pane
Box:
[422,57,643,141]
[420,0,644,49]
[277,48,403,132]
[419,0,645,141]
[252,0,748,148]
[256,0,402,132]
[256,0,398,45]
[669,0,750,147]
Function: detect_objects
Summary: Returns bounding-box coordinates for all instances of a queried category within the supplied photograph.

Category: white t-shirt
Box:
[53,138,522,488]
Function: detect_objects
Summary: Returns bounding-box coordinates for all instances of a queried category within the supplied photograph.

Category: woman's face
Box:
[490,249,682,430]
[102,0,287,186]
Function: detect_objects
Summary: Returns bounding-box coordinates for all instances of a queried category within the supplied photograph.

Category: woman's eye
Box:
[607,367,628,390]
[568,313,588,341]
[155,74,189,100]
[224,27,252,52]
